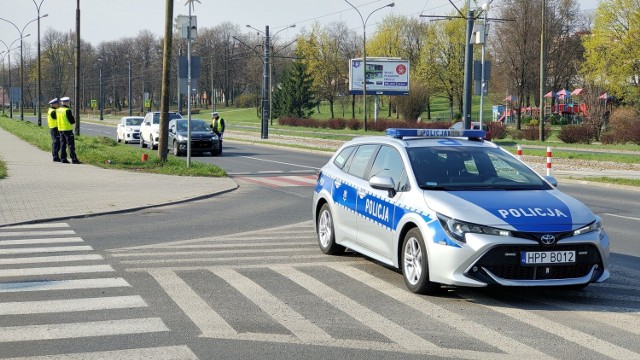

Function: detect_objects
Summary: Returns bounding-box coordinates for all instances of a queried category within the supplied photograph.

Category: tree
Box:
[272,60,318,118]
[581,0,640,108]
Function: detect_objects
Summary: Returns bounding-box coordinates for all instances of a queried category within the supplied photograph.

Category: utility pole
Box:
[74,0,80,135]
[159,0,174,162]
[539,0,546,141]
[261,25,270,139]
[462,1,474,129]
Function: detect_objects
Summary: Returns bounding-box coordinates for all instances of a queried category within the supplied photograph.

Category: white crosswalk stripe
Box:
[0,224,175,358]
[108,221,640,359]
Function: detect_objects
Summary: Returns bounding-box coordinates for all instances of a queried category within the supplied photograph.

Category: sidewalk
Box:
[0,127,238,227]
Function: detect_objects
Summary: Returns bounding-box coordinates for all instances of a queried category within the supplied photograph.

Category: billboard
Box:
[349,58,410,96]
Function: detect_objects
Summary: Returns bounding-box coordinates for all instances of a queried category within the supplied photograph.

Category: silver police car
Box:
[312,128,609,294]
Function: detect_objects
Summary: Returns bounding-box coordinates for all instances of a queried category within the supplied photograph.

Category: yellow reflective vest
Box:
[47,107,58,129]
[57,106,74,131]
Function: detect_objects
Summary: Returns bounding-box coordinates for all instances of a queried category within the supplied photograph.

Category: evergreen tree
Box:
[272,60,318,118]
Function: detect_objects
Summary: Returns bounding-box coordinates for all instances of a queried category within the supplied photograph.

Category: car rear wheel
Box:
[402,228,440,294]
[317,204,344,255]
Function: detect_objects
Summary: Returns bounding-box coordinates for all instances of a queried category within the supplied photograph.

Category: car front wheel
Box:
[140,134,147,148]
[117,132,121,143]
[402,228,440,294]
[317,204,344,255]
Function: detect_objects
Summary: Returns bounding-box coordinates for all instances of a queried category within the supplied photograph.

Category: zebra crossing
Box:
[107,221,640,359]
[0,223,198,360]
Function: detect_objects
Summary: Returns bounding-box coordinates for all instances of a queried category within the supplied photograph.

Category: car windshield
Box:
[126,118,143,126]
[407,146,551,191]
[175,120,209,132]
[153,113,182,124]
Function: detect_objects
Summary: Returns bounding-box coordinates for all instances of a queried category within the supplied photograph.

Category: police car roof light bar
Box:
[386,128,486,140]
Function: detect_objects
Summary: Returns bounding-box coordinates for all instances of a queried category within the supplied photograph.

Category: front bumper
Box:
[428,231,609,288]
[176,139,219,153]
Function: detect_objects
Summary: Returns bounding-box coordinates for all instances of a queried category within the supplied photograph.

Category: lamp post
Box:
[478,3,489,129]
[0,50,7,114]
[246,24,270,139]
[33,1,47,126]
[0,37,26,119]
[128,60,132,116]
[344,0,394,132]
[1,16,39,121]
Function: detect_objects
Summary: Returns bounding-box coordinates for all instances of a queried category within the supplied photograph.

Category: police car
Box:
[312,128,609,294]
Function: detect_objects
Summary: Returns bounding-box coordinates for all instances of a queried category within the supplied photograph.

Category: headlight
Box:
[176,134,186,141]
[437,213,512,243]
[574,217,603,239]
[125,127,133,132]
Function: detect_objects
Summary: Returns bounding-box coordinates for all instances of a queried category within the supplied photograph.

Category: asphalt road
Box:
[3,116,639,359]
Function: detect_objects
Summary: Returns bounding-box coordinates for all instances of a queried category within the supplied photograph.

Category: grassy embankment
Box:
[0,116,226,177]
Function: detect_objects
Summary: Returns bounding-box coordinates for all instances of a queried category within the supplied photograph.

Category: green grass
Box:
[0,116,226,177]
[0,159,6,179]
[570,177,640,187]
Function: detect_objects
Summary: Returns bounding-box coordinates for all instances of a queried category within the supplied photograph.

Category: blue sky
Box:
[1,0,600,50]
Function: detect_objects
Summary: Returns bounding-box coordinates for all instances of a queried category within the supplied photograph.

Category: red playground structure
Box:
[494,89,594,124]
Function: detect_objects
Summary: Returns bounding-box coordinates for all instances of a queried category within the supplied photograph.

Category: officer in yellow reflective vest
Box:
[210,111,225,154]
[47,98,61,162]
[57,97,81,164]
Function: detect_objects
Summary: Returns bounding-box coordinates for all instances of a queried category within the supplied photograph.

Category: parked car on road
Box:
[116,116,143,144]
[168,118,221,156]
[140,112,183,150]
[450,121,492,141]
[312,128,609,294]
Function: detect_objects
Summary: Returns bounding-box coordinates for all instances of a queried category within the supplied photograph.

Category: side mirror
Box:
[544,175,558,187]
[369,175,396,198]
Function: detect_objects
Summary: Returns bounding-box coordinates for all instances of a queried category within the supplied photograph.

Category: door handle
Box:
[357,189,366,198]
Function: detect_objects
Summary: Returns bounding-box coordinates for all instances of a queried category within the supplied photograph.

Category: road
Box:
[1,119,639,359]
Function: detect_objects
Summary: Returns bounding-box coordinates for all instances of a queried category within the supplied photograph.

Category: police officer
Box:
[57,96,81,164]
[47,98,61,162]
[210,111,225,153]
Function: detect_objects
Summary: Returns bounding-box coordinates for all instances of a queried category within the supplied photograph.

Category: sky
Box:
[1,0,601,53]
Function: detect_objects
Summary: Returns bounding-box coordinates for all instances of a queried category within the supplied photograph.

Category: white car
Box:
[312,128,609,294]
[116,116,143,144]
[140,112,183,150]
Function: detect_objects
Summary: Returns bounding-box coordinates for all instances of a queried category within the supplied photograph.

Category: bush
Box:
[488,122,508,139]
[557,125,595,144]
[278,117,321,128]
[234,93,258,108]
[347,119,362,130]
[511,125,552,141]
[326,118,347,130]
[608,107,640,144]
[599,131,617,144]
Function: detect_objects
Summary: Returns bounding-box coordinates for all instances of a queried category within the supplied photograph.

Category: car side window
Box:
[344,144,377,179]
[370,146,408,191]
[333,146,356,169]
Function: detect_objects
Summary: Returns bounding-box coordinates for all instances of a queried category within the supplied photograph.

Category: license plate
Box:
[521,251,576,265]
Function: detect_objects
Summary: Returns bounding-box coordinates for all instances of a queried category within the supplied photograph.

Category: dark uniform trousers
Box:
[50,128,61,160]
[59,131,78,161]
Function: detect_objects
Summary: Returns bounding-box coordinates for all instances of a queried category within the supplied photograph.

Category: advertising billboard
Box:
[349,58,410,96]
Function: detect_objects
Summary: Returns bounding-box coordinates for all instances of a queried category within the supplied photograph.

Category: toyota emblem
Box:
[540,234,556,245]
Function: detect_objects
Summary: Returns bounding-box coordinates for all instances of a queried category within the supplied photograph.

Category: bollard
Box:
[141,153,149,162]
[546,146,552,176]
[516,145,523,160]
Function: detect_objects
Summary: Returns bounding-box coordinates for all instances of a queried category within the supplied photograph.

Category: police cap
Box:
[211,111,218,116]
[48,98,59,105]
[60,96,70,102]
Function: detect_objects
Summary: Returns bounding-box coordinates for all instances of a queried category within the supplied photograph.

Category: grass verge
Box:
[0,159,6,179]
[0,117,226,177]
[570,177,640,187]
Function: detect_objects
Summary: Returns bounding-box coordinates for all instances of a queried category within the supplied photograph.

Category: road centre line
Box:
[603,213,640,221]
[0,295,147,315]
[0,277,130,293]
[242,155,321,170]
[4,346,199,360]
[0,318,169,342]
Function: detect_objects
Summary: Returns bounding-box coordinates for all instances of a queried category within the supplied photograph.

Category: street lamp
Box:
[269,24,295,126]
[246,23,296,138]
[33,0,48,126]
[1,16,40,121]
[344,1,394,132]
[0,37,27,119]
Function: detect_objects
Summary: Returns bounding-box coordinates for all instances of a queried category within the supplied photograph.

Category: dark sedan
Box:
[168,119,221,156]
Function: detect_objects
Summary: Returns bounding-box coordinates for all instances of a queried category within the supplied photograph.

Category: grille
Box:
[470,244,602,282]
